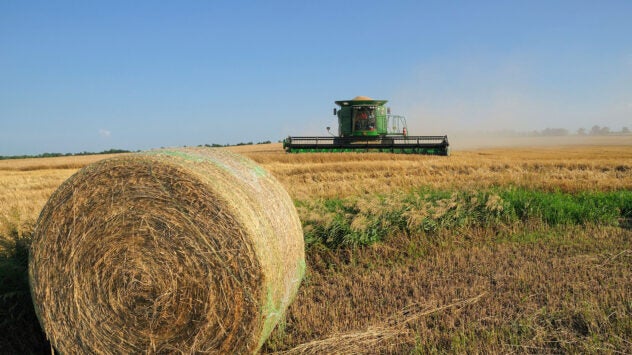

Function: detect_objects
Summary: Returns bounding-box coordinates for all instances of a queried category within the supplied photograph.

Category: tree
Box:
[541,128,568,136]
[622,126,630,134]
[577,127,586,135]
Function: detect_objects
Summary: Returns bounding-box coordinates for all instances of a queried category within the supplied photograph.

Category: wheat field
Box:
[1,137,631,353]
[3,140,631,235]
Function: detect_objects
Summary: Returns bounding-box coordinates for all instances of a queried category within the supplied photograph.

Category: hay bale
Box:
[29,148,305,354]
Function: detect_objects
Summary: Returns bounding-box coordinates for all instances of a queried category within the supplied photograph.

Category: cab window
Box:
[353,107,376,131]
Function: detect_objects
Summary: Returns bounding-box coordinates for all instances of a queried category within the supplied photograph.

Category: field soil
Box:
[1,136,631,353]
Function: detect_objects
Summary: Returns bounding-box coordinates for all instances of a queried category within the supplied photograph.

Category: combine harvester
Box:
[283,96,449,155]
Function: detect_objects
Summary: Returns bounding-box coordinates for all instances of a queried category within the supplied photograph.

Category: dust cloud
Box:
[387,52,632,151]
[445,134,632,151]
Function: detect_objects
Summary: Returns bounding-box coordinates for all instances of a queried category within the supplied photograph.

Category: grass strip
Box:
[297,188,632,247]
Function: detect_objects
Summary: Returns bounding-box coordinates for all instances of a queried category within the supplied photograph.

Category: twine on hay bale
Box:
[29,148,305,354]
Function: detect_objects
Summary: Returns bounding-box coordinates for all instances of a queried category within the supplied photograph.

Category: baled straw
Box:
[29,148,305,354]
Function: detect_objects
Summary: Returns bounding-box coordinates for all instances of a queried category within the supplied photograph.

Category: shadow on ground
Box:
[0,230,50,354]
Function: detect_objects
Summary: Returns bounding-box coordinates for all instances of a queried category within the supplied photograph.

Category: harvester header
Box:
[283,96,449,155]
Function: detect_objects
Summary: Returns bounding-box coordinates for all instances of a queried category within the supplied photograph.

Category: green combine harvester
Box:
[283,96,449,155]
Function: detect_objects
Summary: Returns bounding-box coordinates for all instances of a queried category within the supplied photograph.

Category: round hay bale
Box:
[29,148,305,354]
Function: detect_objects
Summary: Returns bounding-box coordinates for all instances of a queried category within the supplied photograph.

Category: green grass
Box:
[297,188,632,248]
[504,188,631,225]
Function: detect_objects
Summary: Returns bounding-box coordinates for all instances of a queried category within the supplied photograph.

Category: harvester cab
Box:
[335,96,398,137]
[283,96,449,155]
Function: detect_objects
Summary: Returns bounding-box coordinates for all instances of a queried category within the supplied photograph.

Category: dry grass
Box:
[0,154,125,236]
[0,153,124,171]
[2,141,631,233]
[0,169,77,235]
[274,293,485,354]
[1,141,630,236]
[246,144,632,200]
[263,226,632,353]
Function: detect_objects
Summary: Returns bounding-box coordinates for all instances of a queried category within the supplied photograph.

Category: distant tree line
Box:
[0,149,131,160]
[197,140,273,148]
[2,140,280,160]
[577,125,631,136]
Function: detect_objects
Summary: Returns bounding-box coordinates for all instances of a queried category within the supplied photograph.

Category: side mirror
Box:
[333,108,337,116]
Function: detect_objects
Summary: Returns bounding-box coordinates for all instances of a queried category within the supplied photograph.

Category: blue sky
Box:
[1,1,631,155]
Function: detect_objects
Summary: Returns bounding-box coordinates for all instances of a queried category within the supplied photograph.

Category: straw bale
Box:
[29,148,305,354]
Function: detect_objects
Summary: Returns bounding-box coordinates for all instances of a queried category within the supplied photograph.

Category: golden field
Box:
[2,138,631,234]
[1,136,631,353]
